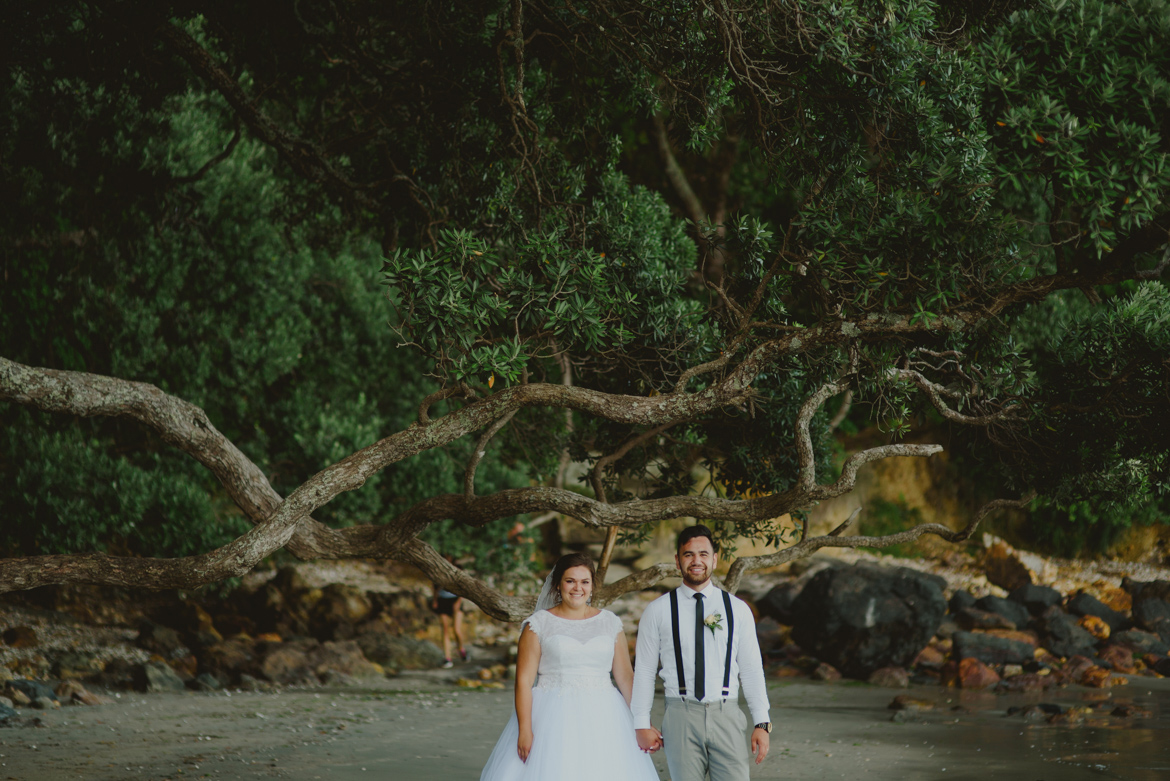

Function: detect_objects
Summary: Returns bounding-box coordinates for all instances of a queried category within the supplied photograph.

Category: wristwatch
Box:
[754,722,772,733]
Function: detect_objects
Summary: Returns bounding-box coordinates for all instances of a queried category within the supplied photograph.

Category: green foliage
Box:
[859,497,927,558]
[1024,495,1168,558]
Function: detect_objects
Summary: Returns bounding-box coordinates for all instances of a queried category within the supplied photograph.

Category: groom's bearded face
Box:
[676,537,717,588]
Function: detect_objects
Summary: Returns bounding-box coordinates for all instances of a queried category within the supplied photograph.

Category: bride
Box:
[480,553,661,781]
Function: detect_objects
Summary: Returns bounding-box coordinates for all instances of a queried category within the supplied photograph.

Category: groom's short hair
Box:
[677,524,719,553]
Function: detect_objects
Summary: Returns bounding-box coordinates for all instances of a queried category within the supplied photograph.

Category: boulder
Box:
[7,679,57,704]
[200,638,258,682]
[913,646,946,668]
[0,702,18,725]
[758,582,803,626]
[954,608,1015,631]
[136,622,189,658]
[260,644,316,685]
[1122,577,1170,602]
[811,662,842,682]
[1109,629,1170,658]
[974,596,1030,628]
[1097,644,1135,674]
[190,673,224,692]
[1078,615,1111,641]
[1133,598,1170,632]
[958,658,1000,689]
[1,626,38,649]
[310,641,384,679]
[54,681,103,706]
[868,667,910,688]
[952,631,1034,666]
[133,661,186,693]
[790,564,946,679]
[948,590,977,615]
[1008,584,1062,616]
[310,585,374,641]
[1035,611,1097,658]
[981,542,1032,591]
[355,634,445,670]
[1066,592,1129,633]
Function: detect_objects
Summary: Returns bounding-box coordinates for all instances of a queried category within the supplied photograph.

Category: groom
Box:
[631,525,771,779]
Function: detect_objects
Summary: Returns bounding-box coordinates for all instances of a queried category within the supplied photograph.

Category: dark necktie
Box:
[694,592,705,701]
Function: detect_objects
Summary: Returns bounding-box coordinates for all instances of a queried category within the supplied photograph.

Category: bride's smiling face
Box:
[558,566,593,608]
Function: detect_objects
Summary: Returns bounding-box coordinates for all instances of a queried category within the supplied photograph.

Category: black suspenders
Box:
[668,589,688,696]
[669,588,736,700]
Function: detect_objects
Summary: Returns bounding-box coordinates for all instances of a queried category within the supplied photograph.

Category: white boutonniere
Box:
[703,612,723,634]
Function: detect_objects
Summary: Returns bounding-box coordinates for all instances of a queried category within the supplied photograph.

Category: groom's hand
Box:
[751,727,770,764]
[636,727,663,754]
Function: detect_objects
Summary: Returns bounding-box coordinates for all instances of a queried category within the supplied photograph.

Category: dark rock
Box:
[1153,657,1170,677]
[310,640,383,679]
[1133,598,1170,632]
[133,661,186,693]
[94,658,137,690]
[754,617,786,654]
[136,621,189,658]
[1111,704,1153,719]
[1114,627,1170,656]
[55,681,103,706]
[1035,612,1097,658]
[1,626,38,648]
[868,667,910,688]
[934,620,959,640]
[954,608,1015,631]
[237,673,273,692]
[974,596,1030,628]
[790,564,946,679]
[0,702,18,724]
[200,638,258,682]
[1008,584,1062,616]
[1122,577,1170,602]
[758,582,803,626]
[8,679,57,703]
[1066,592,1129,632]
[31,697,60,710]
[260,644,316,685]
[1097,644,1136,673]
[190,673,223,692]
[1008,703,1062,722]
[355,634,445,670]
[811,662,841,682]
[948,590,977,615]
[309,585,374,641]
[952,631,1034,666]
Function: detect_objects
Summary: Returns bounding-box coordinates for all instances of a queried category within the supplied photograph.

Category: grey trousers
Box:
[662,697,750,781]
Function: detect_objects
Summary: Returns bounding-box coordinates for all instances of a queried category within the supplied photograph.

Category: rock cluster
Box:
[1,564,453,699]
[757,558,1170,694]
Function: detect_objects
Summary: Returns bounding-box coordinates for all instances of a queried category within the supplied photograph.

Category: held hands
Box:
[751,727,770,765]
[517,727,534,762]
[635,727,663,754]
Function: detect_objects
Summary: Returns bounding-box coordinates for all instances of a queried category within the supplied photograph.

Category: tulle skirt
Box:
[480,683,660,781]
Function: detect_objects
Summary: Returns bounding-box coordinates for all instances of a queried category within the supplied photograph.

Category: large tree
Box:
[2,0,1168,619]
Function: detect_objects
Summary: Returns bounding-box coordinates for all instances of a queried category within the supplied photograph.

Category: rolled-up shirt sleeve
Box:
[631,600,661,729]
[736,600,771,726]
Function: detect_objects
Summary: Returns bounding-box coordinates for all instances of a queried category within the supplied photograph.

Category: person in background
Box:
[433,580,469,669]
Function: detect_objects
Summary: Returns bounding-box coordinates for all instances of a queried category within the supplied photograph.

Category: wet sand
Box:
[3,673,1170,781]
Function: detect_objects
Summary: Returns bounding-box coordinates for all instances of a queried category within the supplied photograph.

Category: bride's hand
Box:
[517,727,534,762]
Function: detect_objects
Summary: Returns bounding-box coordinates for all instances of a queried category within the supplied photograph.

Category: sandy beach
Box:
[4,671,1169,781]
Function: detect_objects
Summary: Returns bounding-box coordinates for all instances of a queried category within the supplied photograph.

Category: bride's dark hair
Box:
[550,552,596,603]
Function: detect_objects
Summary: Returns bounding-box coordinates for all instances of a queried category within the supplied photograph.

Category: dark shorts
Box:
[433,596,459,617]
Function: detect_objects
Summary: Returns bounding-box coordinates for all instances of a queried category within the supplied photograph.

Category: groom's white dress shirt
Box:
[631,583,770,730]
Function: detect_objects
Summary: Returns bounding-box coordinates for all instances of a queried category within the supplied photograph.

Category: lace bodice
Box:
[525,609,623,690]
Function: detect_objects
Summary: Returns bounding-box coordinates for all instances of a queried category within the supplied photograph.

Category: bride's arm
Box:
[611,631,634,706]
[515,625,541,762]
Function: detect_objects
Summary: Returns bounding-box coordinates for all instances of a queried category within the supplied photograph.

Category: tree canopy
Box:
[1,0,1168,619]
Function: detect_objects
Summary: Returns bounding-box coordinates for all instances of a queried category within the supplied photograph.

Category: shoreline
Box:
[3,674,1169,780]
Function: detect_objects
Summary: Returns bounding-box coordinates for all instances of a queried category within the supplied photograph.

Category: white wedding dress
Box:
[480,609,660,781]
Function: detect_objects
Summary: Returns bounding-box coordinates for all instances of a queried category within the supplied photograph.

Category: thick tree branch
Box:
[795,380,848,491]
[890,368,1023,425]
[722,495,1034,593]
[464,409,517,497]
